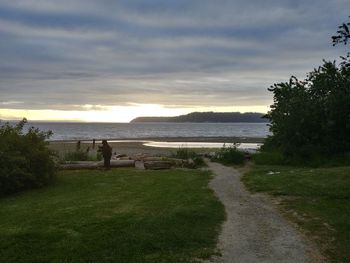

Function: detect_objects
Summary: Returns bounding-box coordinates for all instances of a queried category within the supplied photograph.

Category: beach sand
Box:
[49,137,264,157]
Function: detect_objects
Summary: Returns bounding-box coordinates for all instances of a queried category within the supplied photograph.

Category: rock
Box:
[184,158,196,168]
[135,161,145,170]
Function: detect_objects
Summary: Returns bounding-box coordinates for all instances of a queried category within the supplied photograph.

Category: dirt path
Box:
[206,160,311,263]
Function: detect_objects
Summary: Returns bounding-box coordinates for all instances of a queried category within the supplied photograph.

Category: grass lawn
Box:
[242,165,350,263]
[0,169,224,263]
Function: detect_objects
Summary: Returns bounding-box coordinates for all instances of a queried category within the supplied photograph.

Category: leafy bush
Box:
[213,144,245,165]
[0,119,57,196]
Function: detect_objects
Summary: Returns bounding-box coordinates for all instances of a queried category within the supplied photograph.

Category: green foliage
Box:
[264,60,350,160]
[171,147,206,167]
[63,150,102,162]
[252,151,284,165]
[213,144,245,165]
[332,17,350,46]
[0,169,225,262]
[172,147,197,159]
[192,155,206,167]
[0,119,56,196]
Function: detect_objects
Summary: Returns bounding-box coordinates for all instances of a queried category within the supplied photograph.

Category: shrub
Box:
[213,144,245,165]
[192,156,206,167]
[0,119,57,196]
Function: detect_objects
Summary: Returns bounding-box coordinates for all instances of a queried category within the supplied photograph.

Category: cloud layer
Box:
[0,0,349,113]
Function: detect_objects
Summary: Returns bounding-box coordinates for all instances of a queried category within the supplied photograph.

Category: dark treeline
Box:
[260,17,350,165]
[130,112,267,123]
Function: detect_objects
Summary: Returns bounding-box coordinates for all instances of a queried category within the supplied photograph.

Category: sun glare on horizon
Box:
[0,104,269,123]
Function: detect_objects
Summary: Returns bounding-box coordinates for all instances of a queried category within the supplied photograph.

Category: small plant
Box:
[213,143,245,165]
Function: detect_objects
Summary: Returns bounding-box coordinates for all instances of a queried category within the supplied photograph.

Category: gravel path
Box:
[206,160,311,263]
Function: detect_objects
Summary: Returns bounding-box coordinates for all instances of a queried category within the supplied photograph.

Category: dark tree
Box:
[333,17,350,69]
[264,61,350,158]
[263,17,350,160]
[332,17,350,46]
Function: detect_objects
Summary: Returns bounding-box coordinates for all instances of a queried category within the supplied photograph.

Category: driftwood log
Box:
[61,160,135,170]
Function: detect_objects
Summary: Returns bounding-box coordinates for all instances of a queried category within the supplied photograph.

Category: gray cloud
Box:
[0,0,348,112]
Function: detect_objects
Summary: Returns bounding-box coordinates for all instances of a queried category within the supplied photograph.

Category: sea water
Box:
[22,122,270,141]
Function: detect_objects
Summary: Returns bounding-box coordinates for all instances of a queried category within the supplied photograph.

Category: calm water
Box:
[22,122,270,141]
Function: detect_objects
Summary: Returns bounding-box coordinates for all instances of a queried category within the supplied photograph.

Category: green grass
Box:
[242,165,350,262]
[0,169,224,263]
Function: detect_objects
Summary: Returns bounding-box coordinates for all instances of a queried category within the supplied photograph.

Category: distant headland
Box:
[130,112,268,123]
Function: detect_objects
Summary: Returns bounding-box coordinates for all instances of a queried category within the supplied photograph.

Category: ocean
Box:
[22,122,270,141]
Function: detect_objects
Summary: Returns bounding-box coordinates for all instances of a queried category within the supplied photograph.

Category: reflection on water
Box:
[143,141,261,151]
[58,140,261,152]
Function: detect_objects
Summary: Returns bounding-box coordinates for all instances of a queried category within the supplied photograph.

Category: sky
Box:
[0,0,348,122]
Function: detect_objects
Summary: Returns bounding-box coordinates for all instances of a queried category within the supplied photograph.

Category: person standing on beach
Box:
[100,140,112,170]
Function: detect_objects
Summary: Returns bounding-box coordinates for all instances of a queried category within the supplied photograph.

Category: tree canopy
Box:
[264,18,350,160]
[264,61,350,158]
[332,17,350,46]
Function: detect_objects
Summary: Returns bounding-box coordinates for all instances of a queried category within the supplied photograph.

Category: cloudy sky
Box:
[0,0,348,122]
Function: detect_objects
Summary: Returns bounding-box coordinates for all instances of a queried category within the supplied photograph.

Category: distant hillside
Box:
[130,112,268,123]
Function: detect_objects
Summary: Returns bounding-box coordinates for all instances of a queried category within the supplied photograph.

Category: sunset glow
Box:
[0,104,269,123]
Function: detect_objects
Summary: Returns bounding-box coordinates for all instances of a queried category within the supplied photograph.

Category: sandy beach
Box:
[49,136,265,157]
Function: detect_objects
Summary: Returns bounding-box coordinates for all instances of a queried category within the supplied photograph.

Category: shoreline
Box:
[49,137,265,157]
[48,136,266,143]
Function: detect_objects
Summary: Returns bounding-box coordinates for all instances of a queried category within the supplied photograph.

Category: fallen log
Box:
[107,160,135,167]
[61,160,135,170]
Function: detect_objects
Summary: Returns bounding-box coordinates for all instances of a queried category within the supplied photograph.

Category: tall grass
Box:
[62,150,102,162]
[171,147,206,167]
